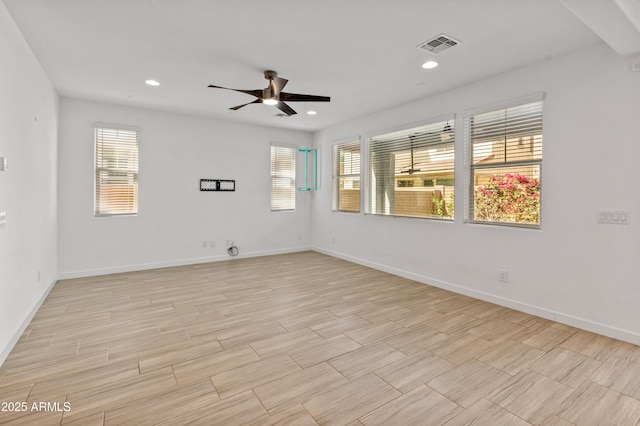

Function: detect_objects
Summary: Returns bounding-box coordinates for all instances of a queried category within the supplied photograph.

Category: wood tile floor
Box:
[1,251,640,425]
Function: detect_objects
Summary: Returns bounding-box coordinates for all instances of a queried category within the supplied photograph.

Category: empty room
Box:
[1,0,640,424]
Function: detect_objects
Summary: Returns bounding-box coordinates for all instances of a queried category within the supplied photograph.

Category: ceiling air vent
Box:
[417,34,461,54]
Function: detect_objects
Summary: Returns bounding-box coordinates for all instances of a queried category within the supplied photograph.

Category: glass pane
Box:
[338,177,360,212]
[473,165,541,225]
[471,101,542,166]
[270,145,296,211]
[95,127,139,216]
[96,171,138,215]
[334,141,361,213]
[367,120,454,220]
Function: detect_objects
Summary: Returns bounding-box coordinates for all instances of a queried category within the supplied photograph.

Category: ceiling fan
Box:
[401,135,421,175]
[208,70,330,116]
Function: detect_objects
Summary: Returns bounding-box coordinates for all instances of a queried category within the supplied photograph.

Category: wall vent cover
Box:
[418,34,461,54]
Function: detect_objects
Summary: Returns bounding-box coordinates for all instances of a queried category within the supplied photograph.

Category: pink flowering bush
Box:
[475,173,540,224]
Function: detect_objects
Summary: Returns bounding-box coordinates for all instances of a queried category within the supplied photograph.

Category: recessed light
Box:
[145,80,160,86]
[307,111,317,115]
[421,61,439,69]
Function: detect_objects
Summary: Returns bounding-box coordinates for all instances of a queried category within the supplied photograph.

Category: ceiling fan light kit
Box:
[208,70,330,116]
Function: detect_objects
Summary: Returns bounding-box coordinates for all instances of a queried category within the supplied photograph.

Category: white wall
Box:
[312,43,640,344]
[0,2,59,363]
[58,98,313,278]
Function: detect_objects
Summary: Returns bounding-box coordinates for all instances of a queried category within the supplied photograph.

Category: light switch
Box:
[597,210,630,225]
[0,157,7,171]
[0,211,6,226]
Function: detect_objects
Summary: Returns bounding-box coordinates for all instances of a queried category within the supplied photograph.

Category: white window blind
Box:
[95,126,139,216]
[333,140,361,213]
[271,144,296,211]
[366,120,455,219]
[467,100,543,226]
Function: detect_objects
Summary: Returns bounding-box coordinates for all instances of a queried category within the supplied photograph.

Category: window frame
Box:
[270,143,297,212]
[94,124,139,217]
[332,139,362,213]
[364,116,456,220]
[464,94,544,228]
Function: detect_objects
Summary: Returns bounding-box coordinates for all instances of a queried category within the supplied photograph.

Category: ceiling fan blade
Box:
[229,99,262,111]
[208,85,263,99]
[279,92,330,102]
[276,102,297,116]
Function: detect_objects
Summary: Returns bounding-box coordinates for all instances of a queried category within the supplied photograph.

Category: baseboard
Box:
[0,278,57,367]
[58,246,312,280]
[313,247,640,346]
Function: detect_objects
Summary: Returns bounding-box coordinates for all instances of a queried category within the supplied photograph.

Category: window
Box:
[333,140,361,213]
[94,126,139,216]
[467,99,543,226]
[366,120,455,219]
[270,144,296,211]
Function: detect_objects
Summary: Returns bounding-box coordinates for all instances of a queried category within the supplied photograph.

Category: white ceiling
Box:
[3,0,607,131]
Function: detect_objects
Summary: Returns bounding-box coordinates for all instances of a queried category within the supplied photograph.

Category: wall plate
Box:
[597,210,630,224]
[200,179,235,191]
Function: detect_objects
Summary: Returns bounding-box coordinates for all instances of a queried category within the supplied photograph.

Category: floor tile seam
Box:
[370,366,423,394]
[249,362,353,413]
[469,337,548,367]
[491,380,577,426]
[208,351,300,399]
[249,388,272,420]
[525,363,594,391]
[586,371,640,402]
[78,410,106,426]
[63,378,180,425]
[100,381,205,425]
[360,382,465,425]
[136,339,224,366]
[479,396,537,426]
[250,330,325,360]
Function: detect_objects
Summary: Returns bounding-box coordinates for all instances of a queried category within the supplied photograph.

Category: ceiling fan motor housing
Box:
[263,87,275,101]
[264,70,278,80]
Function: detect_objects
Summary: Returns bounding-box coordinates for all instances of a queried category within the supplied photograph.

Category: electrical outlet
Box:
[209,240,215,247]
[0,211,6,226]
[499,269,508,283]
[297,234,302,240]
